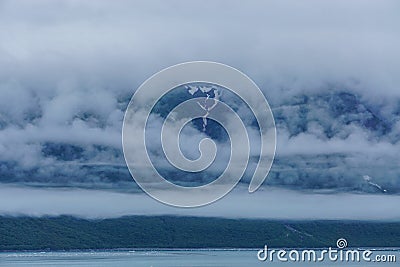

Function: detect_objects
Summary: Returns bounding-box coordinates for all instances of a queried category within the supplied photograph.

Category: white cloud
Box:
[0,185,399,220]
[0,0,399,194]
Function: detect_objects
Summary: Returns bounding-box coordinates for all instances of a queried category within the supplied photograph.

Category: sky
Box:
[0,0,399,219]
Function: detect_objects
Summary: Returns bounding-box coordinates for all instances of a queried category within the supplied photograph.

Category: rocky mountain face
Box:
[0,86,399,193]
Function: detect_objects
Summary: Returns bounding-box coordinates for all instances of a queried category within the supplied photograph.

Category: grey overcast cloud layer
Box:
[0,0,399,218]
[1,185,399,220]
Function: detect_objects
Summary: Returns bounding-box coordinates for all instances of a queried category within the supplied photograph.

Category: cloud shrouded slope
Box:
[0,0,399,194]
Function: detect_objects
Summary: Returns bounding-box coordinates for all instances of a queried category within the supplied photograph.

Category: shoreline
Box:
[2,247,400,253]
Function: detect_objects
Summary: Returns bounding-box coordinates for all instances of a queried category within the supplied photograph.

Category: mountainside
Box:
[1,216,400,250]
[0,88,399,193]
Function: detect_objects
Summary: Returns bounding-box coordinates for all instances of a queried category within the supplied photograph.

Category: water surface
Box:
[0,249,398,266]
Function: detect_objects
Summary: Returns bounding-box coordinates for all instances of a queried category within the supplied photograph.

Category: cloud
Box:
[0,0,399,195]
[1,185,399,220]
